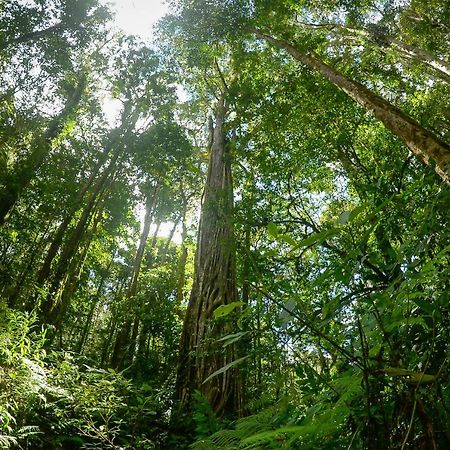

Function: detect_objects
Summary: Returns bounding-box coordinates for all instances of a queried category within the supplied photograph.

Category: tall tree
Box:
[0,73,86,225]
[175,95,243,417]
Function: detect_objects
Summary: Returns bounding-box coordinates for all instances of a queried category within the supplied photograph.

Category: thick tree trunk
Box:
[252,29,450,185]
[175,97,242,418]
[0,74,86,225]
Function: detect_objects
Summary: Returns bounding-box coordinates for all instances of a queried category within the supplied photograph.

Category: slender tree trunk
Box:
[36,138,121,287]
[0,74,86,225]
[40,159,116,320]
[175,96,243,418]
[252,29,450,185]
[77,256,113,354]
[159,218,180,264]
[175,181,189,307]
[7,219,53,307]
[111,183,159,369]
[349,26,450,81]
[305,23,450,82]
[128,185,159,298]
[128,222,161,364]
[53,208,103,331]
[100,279,126,367]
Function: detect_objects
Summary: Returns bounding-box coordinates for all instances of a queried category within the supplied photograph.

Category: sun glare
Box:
[110,0,169,39]
[103,1,182,245]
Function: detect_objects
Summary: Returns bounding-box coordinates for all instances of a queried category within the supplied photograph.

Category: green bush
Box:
[0,303,167,449]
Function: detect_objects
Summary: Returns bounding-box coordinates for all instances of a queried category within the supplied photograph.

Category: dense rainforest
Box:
[1,0,449,448]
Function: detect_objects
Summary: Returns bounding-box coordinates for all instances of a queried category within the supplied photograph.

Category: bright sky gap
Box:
[105,0,181,243]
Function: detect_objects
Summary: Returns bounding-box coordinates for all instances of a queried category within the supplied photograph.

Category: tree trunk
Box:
[175,181,189,307]
[7,219,53,307]
[5,23,66,50]
[128,221,161,364]
[77,256,113,354]
[355,26,450,81]
[0,74,86,224]
[111,183,159,369]
[39,157,117,320]
[252,29,450,185]
[53,208,103,331]
[159,218,180,264]
[175,97,243,418]
[100,279,126,367]
[305,23,450,82]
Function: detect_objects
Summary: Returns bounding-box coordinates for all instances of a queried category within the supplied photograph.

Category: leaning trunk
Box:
[365,29,450,81]
[40,156,117,319]
[322,24,450,82]
[252,29,450,185]
[0,74,86,225]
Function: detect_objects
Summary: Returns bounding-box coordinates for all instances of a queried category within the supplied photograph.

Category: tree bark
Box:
[175,96,243,418]
[252,29,450,185]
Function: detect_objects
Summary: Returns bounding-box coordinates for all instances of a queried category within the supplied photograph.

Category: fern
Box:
[0,435,17,448]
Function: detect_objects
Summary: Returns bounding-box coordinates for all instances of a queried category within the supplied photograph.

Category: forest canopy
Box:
[0,0,449,448]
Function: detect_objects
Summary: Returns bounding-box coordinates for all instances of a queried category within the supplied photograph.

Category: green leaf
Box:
[267,222,279,238]
[213,302,245,319]
[338,210,351,224]
[279,233,297,246]
[217,331,250,347]
[349,204,367,221]
[293,228,339,250]
[202,356,249,384]
[412,298,435,315]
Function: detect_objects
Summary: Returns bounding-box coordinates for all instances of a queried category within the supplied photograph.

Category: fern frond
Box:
[0,434,18,448]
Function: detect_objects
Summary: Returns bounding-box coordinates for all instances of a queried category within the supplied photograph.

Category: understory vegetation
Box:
[1,0,449,448]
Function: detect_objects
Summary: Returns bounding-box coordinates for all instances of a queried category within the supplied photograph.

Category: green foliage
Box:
[192,390,220,440]
[2,0,450,449]
[0,305,168,448]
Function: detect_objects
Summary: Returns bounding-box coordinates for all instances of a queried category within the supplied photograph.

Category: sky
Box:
[107,1,183,244]
[103,0,170,124]
[110,0,169,39]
